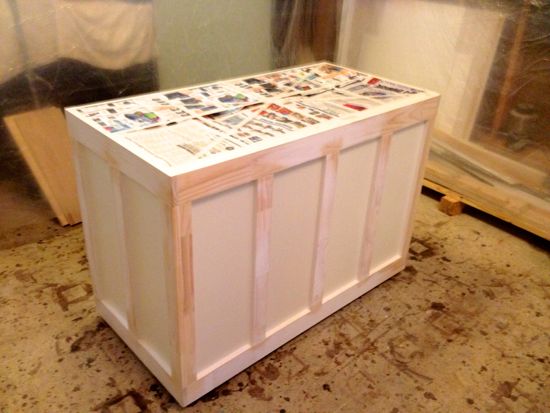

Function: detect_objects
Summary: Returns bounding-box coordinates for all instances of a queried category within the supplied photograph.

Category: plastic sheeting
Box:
[338,0,550,239]
[1,0,548,239]
[1,0,155,83]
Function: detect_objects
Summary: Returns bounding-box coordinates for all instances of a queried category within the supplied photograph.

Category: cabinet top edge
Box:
[66,62,439,177]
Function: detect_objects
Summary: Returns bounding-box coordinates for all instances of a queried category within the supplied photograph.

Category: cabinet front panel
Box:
[192,183,256,373]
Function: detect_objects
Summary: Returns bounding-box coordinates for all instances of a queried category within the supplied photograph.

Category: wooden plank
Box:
[399,120,434,260]
[4,106,81,225]
[173,203,197,385]
[163,202,182,387]
[168,203,185,389]
[310,149,340,310]
[424,160,550,240]
[358,133,392,279]
[110,168,136,331]
[251,176,273,345]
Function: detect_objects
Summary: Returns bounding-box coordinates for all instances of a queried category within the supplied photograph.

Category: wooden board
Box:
[423,164,550,241]
[4,106,81,225]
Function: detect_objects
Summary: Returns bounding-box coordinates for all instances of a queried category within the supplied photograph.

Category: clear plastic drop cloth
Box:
[1,0,548,243]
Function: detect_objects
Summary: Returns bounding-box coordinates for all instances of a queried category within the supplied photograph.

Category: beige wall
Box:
[154,0,273,89]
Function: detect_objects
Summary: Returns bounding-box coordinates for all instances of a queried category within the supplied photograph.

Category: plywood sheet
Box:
[4,106,81,225]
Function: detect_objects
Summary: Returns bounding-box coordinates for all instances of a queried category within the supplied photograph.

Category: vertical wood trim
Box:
[400,120,434,259]
[251,175,273,345]
[164,203,182,387]
[169,204,185,389]
[177,202,197,384]
[110,167,136,332]
[310,150,339,310]
[358,133,392,279]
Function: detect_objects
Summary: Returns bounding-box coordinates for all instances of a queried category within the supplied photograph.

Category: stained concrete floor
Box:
[1,191,549,412]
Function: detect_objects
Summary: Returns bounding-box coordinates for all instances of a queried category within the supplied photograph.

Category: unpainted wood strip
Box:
[168,203,185,388]
[424,162,550,241]
[251,175,274,346]
[109,168,136,332]
[174,98,439,204]
[400,120,436,258]
[358,133,392,279]
[169,203,196,387]
[310,149,340,311]
[178,202,197,384]
[167,204,185,388]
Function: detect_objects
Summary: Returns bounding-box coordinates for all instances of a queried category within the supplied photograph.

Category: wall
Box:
[337,0,504,141]
[154,0,274,89]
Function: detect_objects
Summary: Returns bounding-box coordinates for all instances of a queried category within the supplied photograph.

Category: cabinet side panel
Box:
[370,122,427,272]
[192,183,255,373]
[120,175,172,372]
[76,145,127,321]
[325,140,378,297]
[267,159,324,332]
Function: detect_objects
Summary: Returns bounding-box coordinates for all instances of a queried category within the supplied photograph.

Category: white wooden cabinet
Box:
[66,63,438,406]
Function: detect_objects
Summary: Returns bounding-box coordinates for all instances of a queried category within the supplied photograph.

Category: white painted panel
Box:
[77,145,126,320]
[192,183,255,372]
[267,159,323,332]
[324,140,377,297]
[120,175,171,371]
[370,123,426,272]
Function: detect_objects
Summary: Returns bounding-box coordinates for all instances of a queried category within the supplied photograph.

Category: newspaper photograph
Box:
[75,95,190,133]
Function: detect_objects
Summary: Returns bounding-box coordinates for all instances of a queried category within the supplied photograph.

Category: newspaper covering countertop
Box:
[71,63,426,168]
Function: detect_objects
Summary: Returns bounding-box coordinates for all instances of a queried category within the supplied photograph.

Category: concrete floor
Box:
[0,180,71,250]
[1,192,549,412]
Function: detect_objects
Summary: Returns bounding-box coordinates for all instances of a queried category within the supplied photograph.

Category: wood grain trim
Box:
[401,121,433,259]
[110,167,136,332]
[174,98,439,204]
[251,175,274,345]
[310,149,340,310]
[173,203,197,385]
[358,133,392,279]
